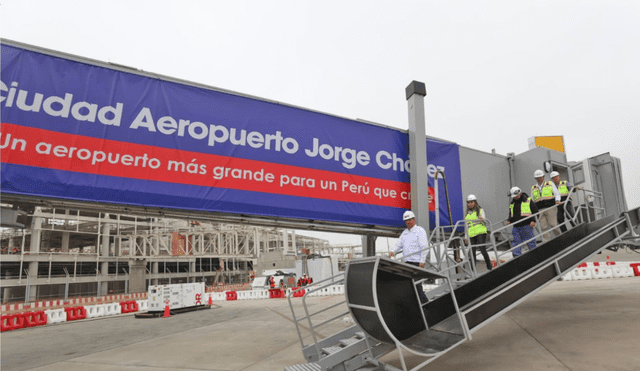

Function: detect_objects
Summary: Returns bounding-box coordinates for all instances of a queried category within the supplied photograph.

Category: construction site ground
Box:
[1,251,639,371]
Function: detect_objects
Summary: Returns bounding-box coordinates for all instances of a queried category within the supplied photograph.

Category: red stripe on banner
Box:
[1,123,411,208]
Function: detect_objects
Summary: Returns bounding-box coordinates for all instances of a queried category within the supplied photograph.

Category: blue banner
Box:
[1,43,462,228]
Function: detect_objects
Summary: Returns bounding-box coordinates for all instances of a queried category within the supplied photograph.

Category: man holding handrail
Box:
[388,210,428,301]
[531,170,562,242]
[506,187,539,257]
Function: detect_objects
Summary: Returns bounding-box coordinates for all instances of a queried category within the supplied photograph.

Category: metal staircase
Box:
[286,206,640,371]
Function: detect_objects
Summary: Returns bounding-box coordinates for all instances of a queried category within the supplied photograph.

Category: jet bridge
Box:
[286,207,640,371]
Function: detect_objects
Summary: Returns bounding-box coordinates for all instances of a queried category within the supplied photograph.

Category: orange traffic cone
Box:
[208,293,213,305]
[163,301,171,318]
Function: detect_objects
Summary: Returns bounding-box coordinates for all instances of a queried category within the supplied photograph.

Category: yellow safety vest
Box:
[465,209,487,238]
[557,180,569,197]
[531,181,554,202]
[510,199,532,217]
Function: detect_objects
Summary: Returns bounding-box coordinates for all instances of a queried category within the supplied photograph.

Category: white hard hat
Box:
[403,210,416,221]
[534,169,544,178]
[467,194,477,202]
[550,171,560,178]
[510,186,522,198]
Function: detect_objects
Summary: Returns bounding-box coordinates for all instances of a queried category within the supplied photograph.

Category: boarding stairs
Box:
[286,203,640,371]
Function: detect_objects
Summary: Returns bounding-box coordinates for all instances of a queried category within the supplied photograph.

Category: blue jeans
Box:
[512,225,537,257]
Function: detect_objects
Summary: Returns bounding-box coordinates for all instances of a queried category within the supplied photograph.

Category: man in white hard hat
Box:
[389,210,428,300]
[506,186,539,257]
[531,169,561,242]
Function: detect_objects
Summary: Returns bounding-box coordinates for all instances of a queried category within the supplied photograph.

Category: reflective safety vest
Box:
[557,180,569,197]
[510,199,532,217]
[465,209,487,238]
[531,181,554,202]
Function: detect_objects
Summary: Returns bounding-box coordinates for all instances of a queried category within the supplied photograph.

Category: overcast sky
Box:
[2,1,639,247]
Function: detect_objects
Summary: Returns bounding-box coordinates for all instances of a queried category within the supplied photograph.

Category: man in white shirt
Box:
[388,210,428,266]
[388,210,429,301]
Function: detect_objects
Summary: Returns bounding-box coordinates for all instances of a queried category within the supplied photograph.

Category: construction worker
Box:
[269,276,275,289]
[464,195,493,271]
[550,171,578,232]
[388,210,428,302]
[506,187,539,257]
[531,169,561,242]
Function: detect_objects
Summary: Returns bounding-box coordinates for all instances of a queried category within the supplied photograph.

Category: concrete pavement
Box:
[1,276,638,371]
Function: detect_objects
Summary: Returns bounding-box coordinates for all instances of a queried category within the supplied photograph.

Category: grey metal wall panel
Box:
[459,147,511,225]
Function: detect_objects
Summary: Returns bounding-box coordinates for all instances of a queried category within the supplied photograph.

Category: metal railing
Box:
[287,273,349,360]
[395,187,607,283]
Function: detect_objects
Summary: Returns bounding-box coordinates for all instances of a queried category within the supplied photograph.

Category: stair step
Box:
[339,338,359,346]
[322,346,343,355]
[284,363,321,371]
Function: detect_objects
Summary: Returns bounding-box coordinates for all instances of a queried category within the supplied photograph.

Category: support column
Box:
[61,232,70,252]
[101,214,111,257]
[27,261,38,302]
[406,81,430,235]
[361,235,377,257]
[152,261,159,285]
[3,287,12,303]
[61,209,70,252]
[128,259,147,293]
[29,208,43,254]
[291,231,296,255]
[190,260,196,283]
[114,238,121,257]
[100,261,109,296]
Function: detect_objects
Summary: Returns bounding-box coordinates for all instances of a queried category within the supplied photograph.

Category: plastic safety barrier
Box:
[103,302,122,316]
[571,267,593,280]
[236,291,250,300]
[86,304,106,318]
[119,301,139,314]
[612,264,633,278]
[1,313,25,332]
[136,300,149,311]
[64,307,87,321]
[210,292,225,301]
[630,263,640,277]
[24,311,47,327]
[226,291,238,301]
[591,266,613,279]
[268,289,284,299]
[292,288,305,298]
[255,290,269,299]
[44,308,66,324]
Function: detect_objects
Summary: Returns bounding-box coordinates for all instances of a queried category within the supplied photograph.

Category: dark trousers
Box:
[406,261,428,302]
[470,233,493,270]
